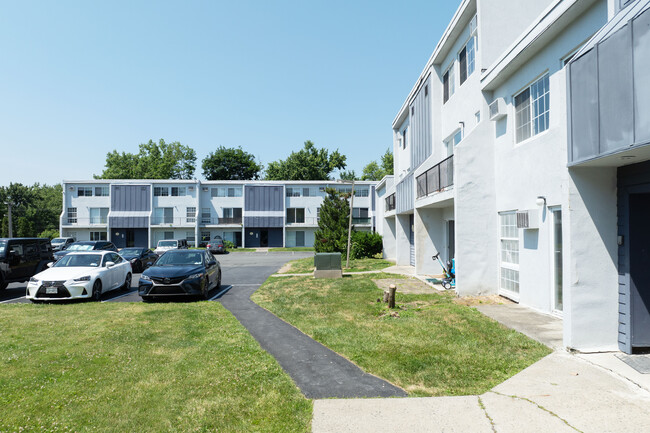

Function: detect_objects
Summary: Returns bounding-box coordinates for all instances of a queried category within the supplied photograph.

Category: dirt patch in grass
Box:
[373,278,439,295]
[453,295,515,306]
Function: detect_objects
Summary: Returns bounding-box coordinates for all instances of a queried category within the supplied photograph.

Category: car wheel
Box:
[92,280,102,301]
[202,277,211,300]
[121,273,132,291]
[0,280,7,290]
[216,270,221,290]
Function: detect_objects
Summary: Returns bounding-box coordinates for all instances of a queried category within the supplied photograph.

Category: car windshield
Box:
[155,252,204,266]
[54,254,102,268]
[158,241,177,247]
[66,244,94,251]
[0,240,6,257]
[51,238,66,244]
[120,248,142,255]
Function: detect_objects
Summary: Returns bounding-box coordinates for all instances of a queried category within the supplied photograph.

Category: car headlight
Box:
[140,274,152,281]
[29,277,39,284]
[130,258,138,262]
[188,273,204,279]
[73,275,91,282]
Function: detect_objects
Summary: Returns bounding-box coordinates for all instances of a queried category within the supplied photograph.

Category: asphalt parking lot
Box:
[0,251,313,305]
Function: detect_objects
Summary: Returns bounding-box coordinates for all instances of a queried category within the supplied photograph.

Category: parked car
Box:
[0,238,54,290]
[206,236,225,254]
[138,249,221,301]
[52,241,118,261]
[51,237,76,252]
[26,251,132,302]
[119,248,158,273]
[154,239,188,256]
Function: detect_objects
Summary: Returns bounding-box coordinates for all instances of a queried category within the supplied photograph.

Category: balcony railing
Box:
[352,217,371,225]
[286,217,319,225]
[385,194,396,211]
[63,217,108,225]
[416,155,454,199]
[199,217,243,225]
[151,217,197,225]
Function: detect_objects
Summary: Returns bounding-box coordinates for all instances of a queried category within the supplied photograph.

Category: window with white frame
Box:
[286,187,301,197]
[403,127,408,149]
[211,187,242,197]
[154,207,173,224]
[355,188,369,197]
[186,207,196,223]
[515,74,550,143]
[94,186,109,197]
[77,187,92,197]
[286,208,305,224]
[67,208,77,224]
[302,187,312,197]
[154,187,169,197]
[186,231,196,247]
[201,208,211,224]
[171,187,186,196]
[459,15,477,85]
[90,231,107,241]
[444,130,463,157]
[164,232,174,240]
[499,212,520,295]
[443,63,455,103]
[201,231,210,242]
[89,208,108,224]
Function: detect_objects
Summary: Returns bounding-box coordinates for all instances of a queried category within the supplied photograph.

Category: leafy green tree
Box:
[0,183,62,238]
[265,141,347,180]
[39,228,60,239]
[339,170,358,181]
[361,148,394,181]
[202,146,263,180]
[314,188,350,254]
[95,139,197,179]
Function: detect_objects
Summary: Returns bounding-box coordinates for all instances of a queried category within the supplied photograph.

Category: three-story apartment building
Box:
[60,180,377,249]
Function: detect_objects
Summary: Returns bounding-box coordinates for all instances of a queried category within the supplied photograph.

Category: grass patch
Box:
[269,247,315,252]
[226,248,257,252]
[252,274,551,397]
[0,302,311,432]
[279,257,393,274]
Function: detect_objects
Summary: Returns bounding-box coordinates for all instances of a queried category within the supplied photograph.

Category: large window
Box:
[67,208,77,224]
[77,187,92,197]
[186,207,196,223]
[443,64,455,103]
[154,187,169,197]
[211,187,242,197]
[286,208,305,224]
[201,208,211,224]
[352,207,370,224]
[355,189,369,197]
[499,212,520,296]
[515,74,550,143]
[90,231,107,241]
[154,207,173,224]
[286,187,301,197]
[221,208,242,223]
[171,187,186,196]
[94,186,109,197]
[459,15,477,85]
[89,207,108,224]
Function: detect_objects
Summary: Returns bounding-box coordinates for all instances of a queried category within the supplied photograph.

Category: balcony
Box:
[199,217,243,225]
[286,217,319,226]
[385,194,396,211]
[62,217,108,226]
[352,217,371,225]
[416,155,453,199]
[151,217,197,226]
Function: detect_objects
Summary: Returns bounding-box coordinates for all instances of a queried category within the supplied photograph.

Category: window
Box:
[355,189,369,197]
[201,208,211,224]
[352,208,369,223]
[77,187,92,197]
[201,231,210,242]
[459,15,477,85]
[89,208,108,224]
[211,187,242,197]
[286,187,301,197]
[444,130,463,157]
[411,106,415,116]
[475,110,481,124]
[94,186,109,197]
[303,187,312,197]
[443,64,455,103]
[286,208,305,224]
[171,187,186,196]
[515,74,550,143]
[499,212,520,296]
[154,207,173,224]
[295,231,305,247]
[424,84,428,97]
[154,187,169,197]
[403,128,408,149]
[67,208,77,224]
[317,207,321,221]
[90,231,107,241]
[186,207,196,223]
[186,231,196,247]
[222,208,241,220]
[164,232,174,240]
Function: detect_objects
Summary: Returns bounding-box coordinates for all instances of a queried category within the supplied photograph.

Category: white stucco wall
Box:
[415,206,454,275]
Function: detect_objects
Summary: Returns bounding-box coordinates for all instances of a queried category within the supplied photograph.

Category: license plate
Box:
[45,287,58,294]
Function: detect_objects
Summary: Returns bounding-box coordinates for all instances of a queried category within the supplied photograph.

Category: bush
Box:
[350,231,383,259]
[38,228,59,240]
[224,240,235,249]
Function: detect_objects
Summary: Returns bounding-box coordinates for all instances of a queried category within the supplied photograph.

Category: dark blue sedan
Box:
[138,249,221,301]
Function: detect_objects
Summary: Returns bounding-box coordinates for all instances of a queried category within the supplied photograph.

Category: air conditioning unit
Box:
[188,186,194,191]
[489,98,506,121]
[202,187,209,192]
[516,210,539,229]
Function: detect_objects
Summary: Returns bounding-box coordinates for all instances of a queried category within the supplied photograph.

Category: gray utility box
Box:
[314,252,342,279]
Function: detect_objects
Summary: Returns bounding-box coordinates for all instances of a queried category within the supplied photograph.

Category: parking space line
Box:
[102,291,137,303]
[209,285,233,301]
[0,296,25,304]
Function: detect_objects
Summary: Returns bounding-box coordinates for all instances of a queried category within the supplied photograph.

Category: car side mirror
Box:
[208,260,217,267]
[47,262,54,268]
[106,261,115,268]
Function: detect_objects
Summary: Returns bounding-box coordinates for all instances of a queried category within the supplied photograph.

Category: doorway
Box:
[260,230,269,248]
[447,220,455,262]
[551,208,563,312]
[126,229,135,248]
[629,193,650,347]
[409,215,415,267]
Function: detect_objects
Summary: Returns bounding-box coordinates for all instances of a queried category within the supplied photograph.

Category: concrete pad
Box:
[382,265,415,276]
[492,352,650,433]
[312,396,493,433]
[480,392,575,433]
[577,352,650,392]
[475,304,563,350]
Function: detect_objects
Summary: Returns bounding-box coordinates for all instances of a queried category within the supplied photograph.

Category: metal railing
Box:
[286,217,319,225]
[199,217,243,225]
[385,194,396,211]
[416,155,454,199]
[63,217,107,225]
[352,217,371,225]
[151,217,197,225]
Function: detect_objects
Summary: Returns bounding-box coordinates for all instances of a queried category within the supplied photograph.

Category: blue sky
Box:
[0,0,458,186]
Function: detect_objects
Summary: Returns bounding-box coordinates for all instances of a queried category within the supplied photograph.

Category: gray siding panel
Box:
[245,186,284,211]
[634,8,650,142]
[396,174,414,214]
[111,185,150,212]
[109,216,149,228]
[410,76,432,170]
[244,216,284,228]
[570,50,600,162]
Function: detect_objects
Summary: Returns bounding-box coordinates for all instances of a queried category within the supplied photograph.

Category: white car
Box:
[154,239,187,256]
[26,251,132,302]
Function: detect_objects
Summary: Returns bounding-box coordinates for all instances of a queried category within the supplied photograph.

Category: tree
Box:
[0,183,62,238]
[202,146,263,180]
[339,170,358,181]
[95,139,197,179]
[314,188,350,255]
[361,148,394,181]
[265,141,347,180]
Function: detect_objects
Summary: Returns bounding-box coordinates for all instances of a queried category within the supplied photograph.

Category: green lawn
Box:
[252,274,551,397]
[225,248,257,252]
[0,302,311,433]
[279,257,393,274]
[268,247,315,252]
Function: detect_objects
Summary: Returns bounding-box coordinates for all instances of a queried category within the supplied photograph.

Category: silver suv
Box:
[154,239,188,256]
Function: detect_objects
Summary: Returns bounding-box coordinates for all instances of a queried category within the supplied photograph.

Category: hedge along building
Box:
[59,179,378,249]
[380,0,650,353]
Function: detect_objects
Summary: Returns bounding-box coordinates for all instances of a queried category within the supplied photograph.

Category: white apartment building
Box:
[59,180,377,249]
[382,0,649,353]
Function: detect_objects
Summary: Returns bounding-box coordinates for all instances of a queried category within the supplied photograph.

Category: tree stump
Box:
[388,284,396,309]
[383,290,389,303]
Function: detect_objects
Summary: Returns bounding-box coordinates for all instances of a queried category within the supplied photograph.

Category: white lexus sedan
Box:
[26,251,132,302]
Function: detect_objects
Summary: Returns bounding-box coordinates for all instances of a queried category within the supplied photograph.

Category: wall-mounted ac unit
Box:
[188,186,194,191]
[489,98,506,121]
[516,210,539,229]
[202,187,209,192]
